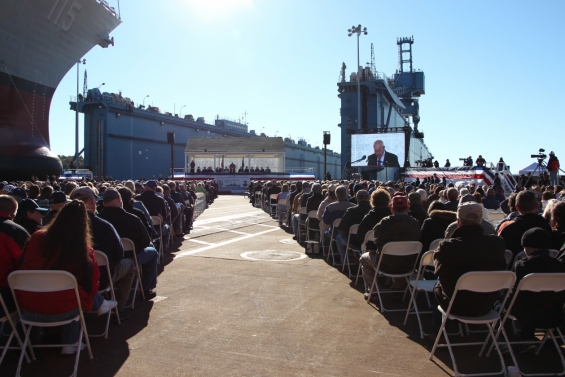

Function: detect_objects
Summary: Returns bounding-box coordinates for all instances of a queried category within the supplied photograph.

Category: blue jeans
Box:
[550,171,559,186]
[21,294,103,344]
[130,246,158,291]
[335,233,348,263]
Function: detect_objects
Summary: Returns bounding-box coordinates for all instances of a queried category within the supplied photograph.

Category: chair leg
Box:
[16,325,33,377]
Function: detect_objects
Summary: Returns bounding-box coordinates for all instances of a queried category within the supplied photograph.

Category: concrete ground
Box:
[1,196,562,376]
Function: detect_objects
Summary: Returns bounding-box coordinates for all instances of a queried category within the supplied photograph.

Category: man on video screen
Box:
[367,140,400,167]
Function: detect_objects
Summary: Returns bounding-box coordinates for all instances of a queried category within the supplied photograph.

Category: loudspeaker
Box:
[323,133,330,145]
[167,130,175,144]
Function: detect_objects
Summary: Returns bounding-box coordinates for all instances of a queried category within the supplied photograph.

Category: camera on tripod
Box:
[531,148,547,160]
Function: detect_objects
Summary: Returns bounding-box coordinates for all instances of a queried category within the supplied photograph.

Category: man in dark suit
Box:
[366,140,400,167]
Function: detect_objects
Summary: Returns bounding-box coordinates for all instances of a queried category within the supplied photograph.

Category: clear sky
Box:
[49,0,565,173]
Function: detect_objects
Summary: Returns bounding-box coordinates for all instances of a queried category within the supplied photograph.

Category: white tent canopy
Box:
[518,162,547,176]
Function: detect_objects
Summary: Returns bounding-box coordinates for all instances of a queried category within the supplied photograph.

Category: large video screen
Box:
[351,133,405,168]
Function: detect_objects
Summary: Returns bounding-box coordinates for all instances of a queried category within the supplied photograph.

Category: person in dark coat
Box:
[419,201,455,253]
[481,188,500,210]
[512,228,565,343]
[13,198,47,235]
[499,190,552,257]
[444,188,459,212]
[357,188,392,248]
[433,203,506,325]
[408,192,427,226]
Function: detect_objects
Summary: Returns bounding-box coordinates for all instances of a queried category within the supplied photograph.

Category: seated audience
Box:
[482,188,500,210]
[335,190,372,263]
[408,192,427,226]
[360,195,420,292]
[419,201,455,253]
[356,188,392,250]
[431,202,506,339]
[18,200,117,354]
[43,191,69,225]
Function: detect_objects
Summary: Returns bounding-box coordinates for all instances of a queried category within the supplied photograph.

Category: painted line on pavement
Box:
[193,211,263,226]
[215,228,251,236]
[186,239,214,245]
[176,227,280,258]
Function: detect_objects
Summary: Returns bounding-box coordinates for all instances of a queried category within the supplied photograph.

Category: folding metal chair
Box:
[342,224,360,278]
[297,207,307,243]
[87,251,121,339]
[428,238,443,252]
[355,231,375,285]
[0,293,30,367]
[8,270,94,377]
[366,241,423,313]
[305,210,320,254]
[504,249,513,270]
[429,271,516,377]
[151,215,164,260]
[403,250,437,338]
[269,194,278,217]
[277,198,287,223]
[326,218,341,266]
[122,238,145,308]
[489,273,565,377]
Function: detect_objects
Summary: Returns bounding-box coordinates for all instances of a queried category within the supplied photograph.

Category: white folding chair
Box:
[486,209,506,225]
[8,270,94,377]
[297,207,307,243]
[489,273,565,377]
[504,249,514,270]
[0,293,30,367]
[342,224,360,278]
[122,238,145,308]
[269,194,278,217]
[429,271,516,377]
[277,198,287,223]
[428,238,443,252]
[305,210,320,254]
[254,192,261,208]
[403,250,437,338]
[355,231,376,285]
[326,218,341,266]
[87,251,120,339]
[366,241,423,313]
[151,215,164,261]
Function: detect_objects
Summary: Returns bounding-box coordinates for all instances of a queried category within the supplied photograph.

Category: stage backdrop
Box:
[351,134,405,168]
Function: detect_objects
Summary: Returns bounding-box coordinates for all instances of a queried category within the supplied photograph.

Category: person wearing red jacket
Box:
[17,200,117,354]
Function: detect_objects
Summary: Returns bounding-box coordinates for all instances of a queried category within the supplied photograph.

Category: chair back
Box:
[8,270,78,293]
[349,224,359,235]
[429,238,443,252]
[151,216,162,226]
[549,249,559,258]
[121,237,136,254]
[329,218,341,240]
[361,231,374,253]
[381,241,423,257]
[308,210,317,219]
[270,194,278,200]
[517,272,565,293]
[420,250,435,267]
[299,207,307,215]
[453,271,515,293]
[504,249,513,268]
[278,198,287,206]
[95,250,109,267]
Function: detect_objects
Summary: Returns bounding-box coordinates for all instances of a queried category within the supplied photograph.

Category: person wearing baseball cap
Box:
[430,202,506,340]
[43,191,70,226]
[13,198,48,235]
[359,194,420,298]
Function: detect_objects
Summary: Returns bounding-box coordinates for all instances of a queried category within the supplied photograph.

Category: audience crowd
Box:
[249,176,565,354]
[0,177,214,358]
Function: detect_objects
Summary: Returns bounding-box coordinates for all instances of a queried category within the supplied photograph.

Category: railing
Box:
[285,167,314,173]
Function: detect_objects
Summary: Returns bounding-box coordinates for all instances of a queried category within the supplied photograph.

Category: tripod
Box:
[524,159,547,188]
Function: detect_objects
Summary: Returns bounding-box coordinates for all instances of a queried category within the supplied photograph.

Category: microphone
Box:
[352,155,366,164]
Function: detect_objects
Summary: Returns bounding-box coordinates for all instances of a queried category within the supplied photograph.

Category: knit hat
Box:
[521,227,551,249]
[392,195,408,209]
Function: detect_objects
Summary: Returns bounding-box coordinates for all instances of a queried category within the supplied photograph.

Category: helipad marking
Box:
[240,250,308,262]
[176,227,280,258]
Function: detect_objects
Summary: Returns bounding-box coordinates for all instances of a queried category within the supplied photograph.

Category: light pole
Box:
[75,58,86,169]
[179,105,186,118]
[142,95,149,107]
[348,24,367,129]
[97,83,105,89]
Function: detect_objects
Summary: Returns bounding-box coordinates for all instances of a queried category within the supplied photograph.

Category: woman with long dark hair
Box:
[17,200,116,354]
